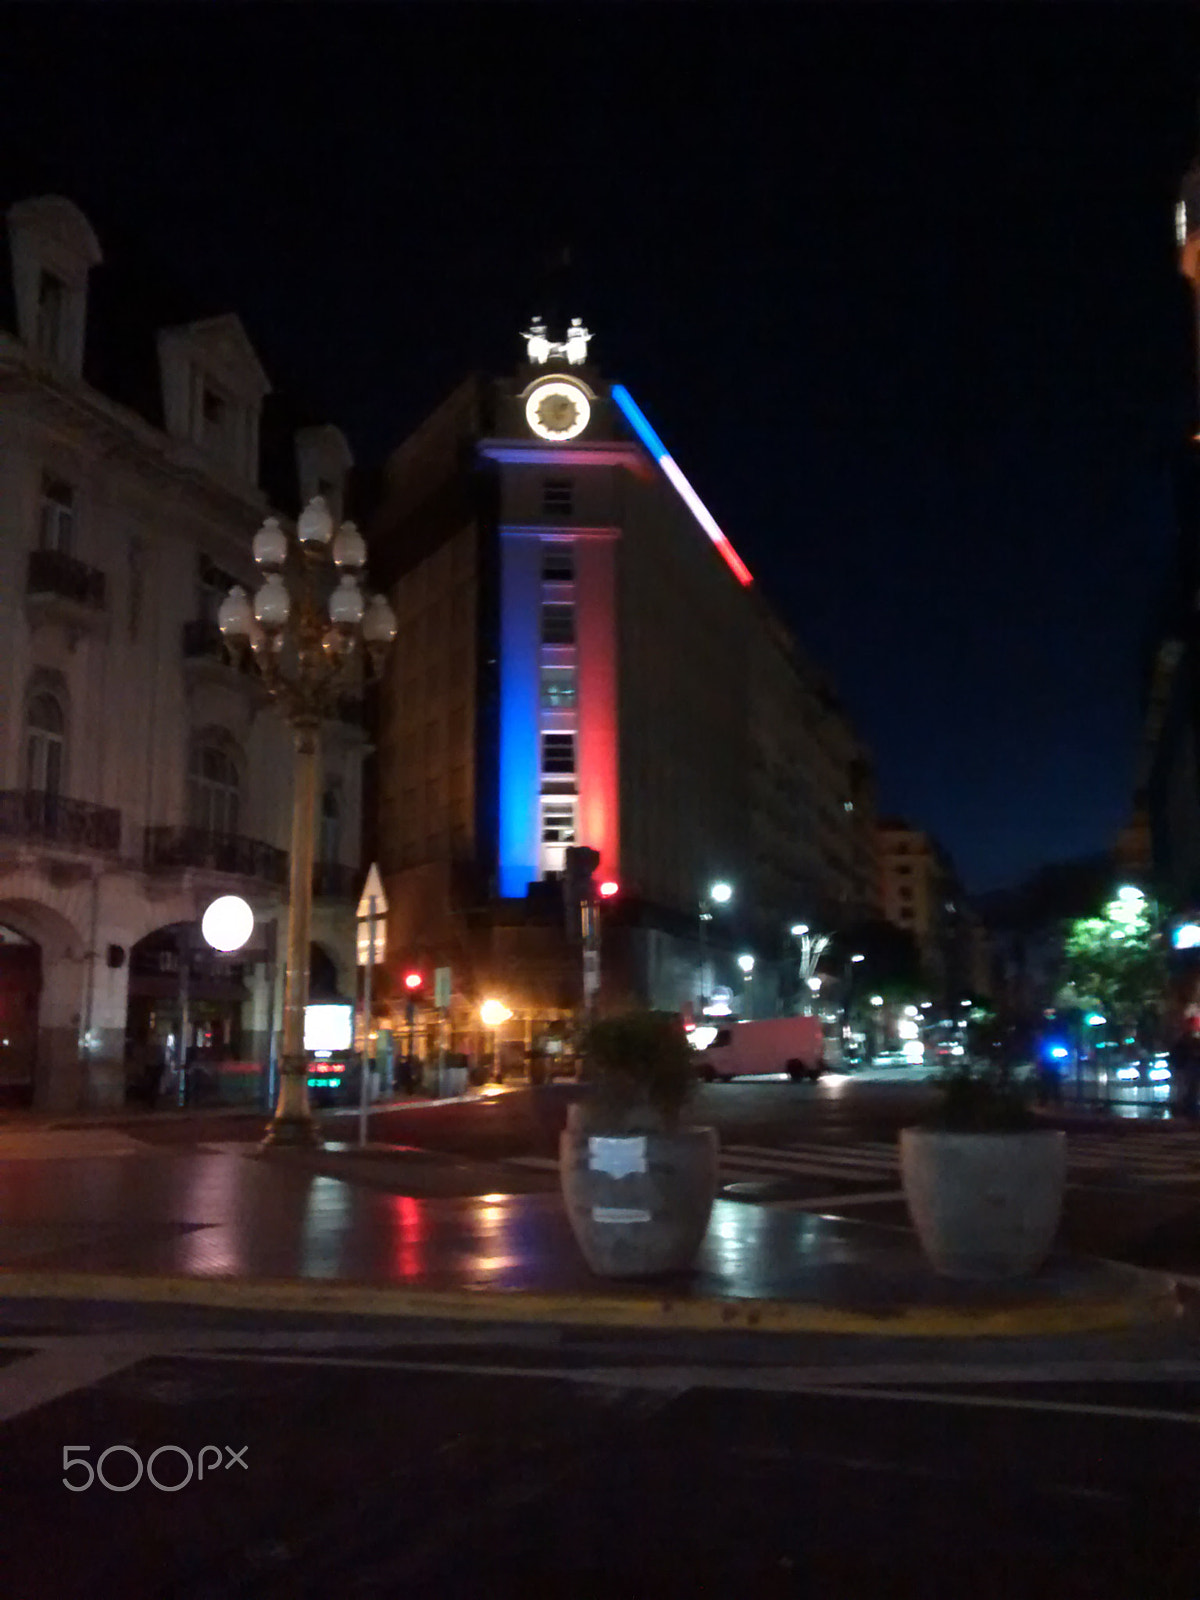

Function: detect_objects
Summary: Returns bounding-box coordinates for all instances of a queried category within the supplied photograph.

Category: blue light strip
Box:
[610,383,753,586]
[497,534,543,897]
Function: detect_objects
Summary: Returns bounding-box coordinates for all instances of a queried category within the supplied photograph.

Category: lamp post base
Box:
[261,1054,320,1148]
[261,1113,321,1149]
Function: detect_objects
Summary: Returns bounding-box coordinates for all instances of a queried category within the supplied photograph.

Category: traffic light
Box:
[598,880,620,899]
[563,845,600,943]
[403,971,424,994]
[564,845,600,889]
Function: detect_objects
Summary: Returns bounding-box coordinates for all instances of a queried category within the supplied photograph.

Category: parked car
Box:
[689,1016,825,1083]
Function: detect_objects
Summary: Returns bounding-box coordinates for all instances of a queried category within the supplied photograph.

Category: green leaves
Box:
[578,1012,697,1124]
[1061,895,1167,1030]
[932,1057,1038,1133]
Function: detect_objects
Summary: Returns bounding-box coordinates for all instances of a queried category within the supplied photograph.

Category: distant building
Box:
[0,194,363,1109]
[977,853,1112,1018]
[876,817,989,1001]
[368,325,880,1047]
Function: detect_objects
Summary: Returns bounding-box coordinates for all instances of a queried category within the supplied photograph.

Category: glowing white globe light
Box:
[480,999,513,1028]
[201,895,254,953]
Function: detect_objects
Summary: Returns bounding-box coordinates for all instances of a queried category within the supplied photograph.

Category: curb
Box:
[0,1267,1181,1338]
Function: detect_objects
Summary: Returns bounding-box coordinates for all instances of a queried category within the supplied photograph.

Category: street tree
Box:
[1061,887,1168,1049]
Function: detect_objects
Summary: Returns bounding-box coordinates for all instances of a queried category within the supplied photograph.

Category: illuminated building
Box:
[369,322,880,1035]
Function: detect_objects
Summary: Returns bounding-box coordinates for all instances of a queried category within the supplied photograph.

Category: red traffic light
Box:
[403,971,424,991]
[599,880,620,899]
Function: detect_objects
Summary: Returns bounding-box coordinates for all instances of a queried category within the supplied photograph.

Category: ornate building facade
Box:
[0,195,363,1108]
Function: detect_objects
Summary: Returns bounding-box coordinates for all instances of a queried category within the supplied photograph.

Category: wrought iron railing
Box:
[26,549,106,610]
[0,790,121,852]
[182,619,229,661]
[312,861,359,899]
[144,826,288,886]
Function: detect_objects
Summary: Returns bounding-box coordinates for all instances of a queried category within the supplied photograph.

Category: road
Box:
[2,1075,1200,1593]
[0,1300,1198,1598]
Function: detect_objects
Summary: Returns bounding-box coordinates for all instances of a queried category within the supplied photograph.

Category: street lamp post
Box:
[790,924,830,1015]
[843,952,865,1063]
[698,880,733,1011]
[480,998,513,1082]
[218,498,396,1146]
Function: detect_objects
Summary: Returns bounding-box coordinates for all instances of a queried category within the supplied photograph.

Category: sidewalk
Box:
[0,1087,483,1129]
[0,1137,1183,1339]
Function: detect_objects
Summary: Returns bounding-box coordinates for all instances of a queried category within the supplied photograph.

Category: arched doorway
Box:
[0,924,41,1107]
[126,923,250,1101]
[0,898,87,1109]
[309,941,340,1001]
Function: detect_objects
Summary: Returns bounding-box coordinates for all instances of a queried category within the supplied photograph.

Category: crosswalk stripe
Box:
[509,1133,1200,1192]
[720,1152,896,1180]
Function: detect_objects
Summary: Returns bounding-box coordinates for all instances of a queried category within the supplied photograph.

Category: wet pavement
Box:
[0,1141,1179,1337]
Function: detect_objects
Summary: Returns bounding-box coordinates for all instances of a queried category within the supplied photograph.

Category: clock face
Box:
[525,380,591,442]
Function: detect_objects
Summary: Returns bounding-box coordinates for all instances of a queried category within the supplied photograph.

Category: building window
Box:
[38,476,75,554]
[542,479,573,518]
[36,271,66,359]
[541,801,576,845]
[540,665,577,708]
[128,536,145,640]
[195,382,232,453]
[541,544,575,582]
[197,555,237,625]
[320,784,341,864]
[188,737,241,836]
[202,387,225,428]
[541,603,575,645]
[541,732,576,775]
[25,691,65,795]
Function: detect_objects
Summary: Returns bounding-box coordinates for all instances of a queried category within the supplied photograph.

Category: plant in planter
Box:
[559,1012,718,1278]
[899,1045,1066,1281]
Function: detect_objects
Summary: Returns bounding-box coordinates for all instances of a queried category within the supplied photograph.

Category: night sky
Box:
[5,5,1200,895]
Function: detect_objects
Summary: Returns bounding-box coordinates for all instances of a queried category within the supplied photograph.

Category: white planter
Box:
[560,1103,718,1278]
[900,1127,1066,1281]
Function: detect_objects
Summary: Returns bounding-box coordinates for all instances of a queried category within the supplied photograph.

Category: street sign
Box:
[583,947,600,1007]
[356,863,387,966]
[356,863,388,920]
[434,965,452,1009]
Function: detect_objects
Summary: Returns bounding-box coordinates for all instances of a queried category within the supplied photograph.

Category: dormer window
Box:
[7,198,103,380]
[38,476,75,554]
[195,381,232,452]
[157,314,270,485]
[36,271,66,359]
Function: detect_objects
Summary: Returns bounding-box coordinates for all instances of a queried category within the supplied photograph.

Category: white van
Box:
[690,1016,826,1083]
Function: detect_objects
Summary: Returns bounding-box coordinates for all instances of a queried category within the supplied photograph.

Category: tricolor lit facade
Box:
[369,326,879,1035]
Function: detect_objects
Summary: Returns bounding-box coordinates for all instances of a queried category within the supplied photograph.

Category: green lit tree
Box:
[1061,888,1168,1048]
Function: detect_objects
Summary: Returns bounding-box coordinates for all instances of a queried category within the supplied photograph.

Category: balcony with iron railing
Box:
[312,860,360,900]
[0,790,121,853]
[144,825,288,887]
[24,549,107,635]
[181,619,259,682]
